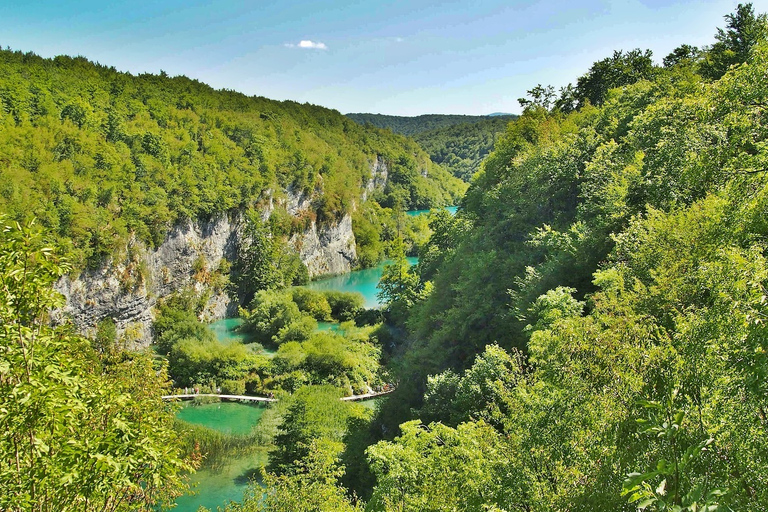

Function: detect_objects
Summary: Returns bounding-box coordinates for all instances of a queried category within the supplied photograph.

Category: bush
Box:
[240,290,303,345]
[291,287,332,321]
[324,290,364,321]
[220,379,246,396]
[274,315,318,345]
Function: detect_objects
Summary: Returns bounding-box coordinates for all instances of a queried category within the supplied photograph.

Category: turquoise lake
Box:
[303,256,418,309]
[405,205,458,217]
[174,402,269,512]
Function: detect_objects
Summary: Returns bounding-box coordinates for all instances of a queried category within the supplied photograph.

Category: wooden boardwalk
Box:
[161,393,277,403]
[162,389,394,403]
[341,389,395,401]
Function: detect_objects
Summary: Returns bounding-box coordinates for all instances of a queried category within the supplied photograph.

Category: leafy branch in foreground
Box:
[623,391,730,512]
[0,218,194,512]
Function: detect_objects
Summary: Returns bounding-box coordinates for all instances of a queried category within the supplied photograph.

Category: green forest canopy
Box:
[345,112,515,136]
[227,4,768,512]
[0,50,464,268]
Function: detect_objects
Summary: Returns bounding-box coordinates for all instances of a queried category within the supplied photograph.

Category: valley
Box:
[2,3,768,512]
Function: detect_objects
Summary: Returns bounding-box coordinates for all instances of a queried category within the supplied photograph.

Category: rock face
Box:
[54,157,388,347]
[291,214,356,277]
[54,208,359,347]
[54,212,244,348]
[363,156,389,201]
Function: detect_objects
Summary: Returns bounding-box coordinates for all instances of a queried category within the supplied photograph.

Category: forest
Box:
[412,117,514,181]
[0,51,464,268]
[2,3,768,512]
[345,112,515,137]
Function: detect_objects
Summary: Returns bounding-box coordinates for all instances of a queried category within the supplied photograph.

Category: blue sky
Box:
[0,0,748,115]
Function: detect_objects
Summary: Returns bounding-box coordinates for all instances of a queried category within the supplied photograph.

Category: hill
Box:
[0,50,465,269]
[345,112,515,136]
[413,116,513,181]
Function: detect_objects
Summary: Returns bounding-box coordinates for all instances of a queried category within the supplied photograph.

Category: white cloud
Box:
[285,40,328,50]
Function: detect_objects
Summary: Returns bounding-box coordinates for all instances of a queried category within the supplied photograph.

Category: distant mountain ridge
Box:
[345,112,516,136]
[413,116,514,181]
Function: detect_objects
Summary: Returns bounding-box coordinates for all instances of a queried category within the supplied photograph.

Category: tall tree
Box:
[574,49,657,107]
[700,3,768,79]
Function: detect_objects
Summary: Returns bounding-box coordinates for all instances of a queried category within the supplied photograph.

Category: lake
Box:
[174,401,269,512]
[405,205,458,217]
[304,256,418,309]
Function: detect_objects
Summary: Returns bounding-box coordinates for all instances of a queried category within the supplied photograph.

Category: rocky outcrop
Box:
[54,157,388,347]
[54,212,244,348]
[362,156,388,201]
[54,207,358,347]
[291,214,356,277]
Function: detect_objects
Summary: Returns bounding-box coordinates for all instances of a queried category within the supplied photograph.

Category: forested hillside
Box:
[0,51,464,268]
[346,112,515,136]
[412,116,512,181]
[353,4,768,510]
[225,4,768,511]
[4,3,768,512]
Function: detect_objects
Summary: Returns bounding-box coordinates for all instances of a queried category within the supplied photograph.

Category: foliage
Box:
[412,117,513,181]
[0,49,463,268]
[622,393,729,511]
[346,113,515,136]
[366,420,519,512]
[0,219,193,511]
[699,3,768,79]
[352,7,768,511]
[323,290,365,321]
[291,287,333,321]
[239,289,304,345]
[376,240,423,321]
[574,48,658,108]
[225,439,362,512]
[233,209,308,303]
[267,385,369,475]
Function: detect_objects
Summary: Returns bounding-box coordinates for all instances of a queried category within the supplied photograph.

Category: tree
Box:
[366,420,523,512]
[377,239,422,320]
[575,49,657,107]
[224,439,362,512]
[663,44,700,68]
[267,385,366,475]
[518,84,556,112]
[700,3,768,79]
[0,219,193,512]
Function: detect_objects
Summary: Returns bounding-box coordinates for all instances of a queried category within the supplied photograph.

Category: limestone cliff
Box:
[54,157,388,347]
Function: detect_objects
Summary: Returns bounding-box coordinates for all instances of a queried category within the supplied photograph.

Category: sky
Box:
[0,0,752,116]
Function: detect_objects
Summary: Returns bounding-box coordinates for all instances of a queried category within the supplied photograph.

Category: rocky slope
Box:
[53,161,387,347]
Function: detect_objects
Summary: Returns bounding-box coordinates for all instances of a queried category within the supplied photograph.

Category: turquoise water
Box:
[209,318,274,356]
[304,257,418,309]
[184,224,424,510]
[174,402,268,511]
[176,402,266,435]
[176,451,267,512]
[317,321,341,332]
[209,317,249,344]
[405,205,458,217]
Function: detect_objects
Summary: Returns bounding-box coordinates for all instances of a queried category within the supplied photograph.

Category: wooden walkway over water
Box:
[341,389,395,401]
[161,393,277,403]
[162,389,394,403]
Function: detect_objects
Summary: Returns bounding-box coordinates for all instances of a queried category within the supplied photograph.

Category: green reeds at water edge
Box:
[173,399,290,469]
[174,419,262,470]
